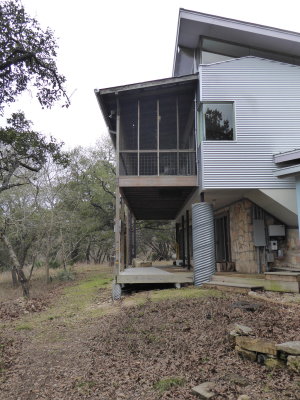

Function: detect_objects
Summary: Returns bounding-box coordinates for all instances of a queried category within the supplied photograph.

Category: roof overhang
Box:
[95,74,198,147]
[273,148,300,178]
[274,165,300,178]
[274,149,300,164]
[173,9,300,75]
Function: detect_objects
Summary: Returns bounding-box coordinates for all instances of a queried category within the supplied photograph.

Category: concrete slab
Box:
[211,274,300,293]
[116,267,193,284]
[265,272,300,282]
[119,267,171,275]
[204,282,264,293]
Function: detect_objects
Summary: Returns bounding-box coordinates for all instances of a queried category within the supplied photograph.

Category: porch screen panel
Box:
[139,152,157,175]
[159,152,177,175]
[119,153,138,175]
[179,152,196,175]
[119,99,138,150]
[159,95,177,149]
[178,91,195,149]
[140,97,157,150]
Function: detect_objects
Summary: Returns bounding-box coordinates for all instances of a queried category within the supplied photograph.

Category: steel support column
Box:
[296,176,300,239]
[182,215,186,267]
[186,209,191,269]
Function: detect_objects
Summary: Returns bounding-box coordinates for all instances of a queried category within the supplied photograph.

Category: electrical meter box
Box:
[270,240,278,251]
[268,225,285,237]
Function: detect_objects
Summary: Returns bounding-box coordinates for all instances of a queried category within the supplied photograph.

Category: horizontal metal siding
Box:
[201,57,300,189]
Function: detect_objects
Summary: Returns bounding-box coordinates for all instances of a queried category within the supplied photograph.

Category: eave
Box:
[173,9,300,75]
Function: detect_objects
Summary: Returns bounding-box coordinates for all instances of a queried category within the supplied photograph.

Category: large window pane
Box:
[201,51,234,64]
[201,37,298,66]
[203,103,234,141]
[202,38,249,58]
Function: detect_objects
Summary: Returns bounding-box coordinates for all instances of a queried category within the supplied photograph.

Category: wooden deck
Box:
[116,266,194,285]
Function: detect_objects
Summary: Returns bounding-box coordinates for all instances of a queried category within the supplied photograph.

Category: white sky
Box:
[3,0,300,149]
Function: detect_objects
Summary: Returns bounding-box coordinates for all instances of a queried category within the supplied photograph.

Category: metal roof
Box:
[173,9,300,75]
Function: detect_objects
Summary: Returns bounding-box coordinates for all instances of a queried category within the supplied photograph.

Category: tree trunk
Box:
[60,229,67,270]
[85,241,91,264]
[11,267,19,287]
[1,232,30,297]
[45,253,50,284]
[97,250,103,264]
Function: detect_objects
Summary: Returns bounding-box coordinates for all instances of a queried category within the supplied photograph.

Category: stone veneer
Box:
[215,198,300,274]
[228,199,257,273]
[273,228,300,270]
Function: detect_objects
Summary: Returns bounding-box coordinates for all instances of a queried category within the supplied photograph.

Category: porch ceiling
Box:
[121,186,197,220]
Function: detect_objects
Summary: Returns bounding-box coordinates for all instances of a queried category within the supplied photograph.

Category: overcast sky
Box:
[3,0,300,149]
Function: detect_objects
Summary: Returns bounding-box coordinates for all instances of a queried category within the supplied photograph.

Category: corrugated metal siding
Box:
[200,56,300,189]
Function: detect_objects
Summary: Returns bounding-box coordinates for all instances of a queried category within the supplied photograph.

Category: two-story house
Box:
[95,9,300,296]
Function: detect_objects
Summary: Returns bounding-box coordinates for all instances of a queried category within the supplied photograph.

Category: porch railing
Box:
[119,150,196,176]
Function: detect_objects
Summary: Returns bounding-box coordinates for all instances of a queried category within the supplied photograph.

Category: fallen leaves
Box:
[0,291,299,399]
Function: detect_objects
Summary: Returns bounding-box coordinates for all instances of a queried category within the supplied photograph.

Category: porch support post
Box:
[126,208,131,267]
[186,209,191,269]
[119,199,125,272]
[114,95,121,277]
[181,215,186,267]
[175,223,180,259]
[132,217,137,260]
[295,176,300,239]
[114,188,121,276]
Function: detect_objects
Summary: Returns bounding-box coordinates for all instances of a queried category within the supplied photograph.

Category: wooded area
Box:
[0,0,176,297]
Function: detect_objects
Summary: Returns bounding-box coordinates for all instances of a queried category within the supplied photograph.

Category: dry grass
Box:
[0,263,113,302]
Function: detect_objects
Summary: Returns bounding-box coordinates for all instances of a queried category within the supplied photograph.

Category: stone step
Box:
[272,267,300,273]
[211,274,300,293]
[212,275,263,284]
[265,272,300,282]
[203,281,264,293]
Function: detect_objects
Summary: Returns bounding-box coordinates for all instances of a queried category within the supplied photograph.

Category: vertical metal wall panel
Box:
[192,202,215,286]
[200,57,300,189]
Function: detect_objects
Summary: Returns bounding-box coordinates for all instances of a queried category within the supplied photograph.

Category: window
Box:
[202,103,235,141]
[201,51,234,64]
[200,37,298,66]
[202,38,248,60]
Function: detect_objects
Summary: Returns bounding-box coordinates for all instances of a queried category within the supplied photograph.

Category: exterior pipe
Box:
[192,202,215,286]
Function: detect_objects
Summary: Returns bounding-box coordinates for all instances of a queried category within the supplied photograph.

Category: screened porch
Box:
[118,77,197,177]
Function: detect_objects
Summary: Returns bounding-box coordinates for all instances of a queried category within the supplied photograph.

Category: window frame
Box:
[199,101,237,142]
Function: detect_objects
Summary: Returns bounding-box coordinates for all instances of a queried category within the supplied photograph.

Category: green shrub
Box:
[57,269,75,281]
[49,260,60,269]
[153,377,185,393]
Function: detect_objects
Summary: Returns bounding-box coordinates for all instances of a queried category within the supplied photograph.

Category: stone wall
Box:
[273,228,300,270]
[228,199,258,273]
[230,324,300,373]
[215,198,299,274]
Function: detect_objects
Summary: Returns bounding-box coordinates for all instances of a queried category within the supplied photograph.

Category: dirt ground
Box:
[0,265,300,400]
